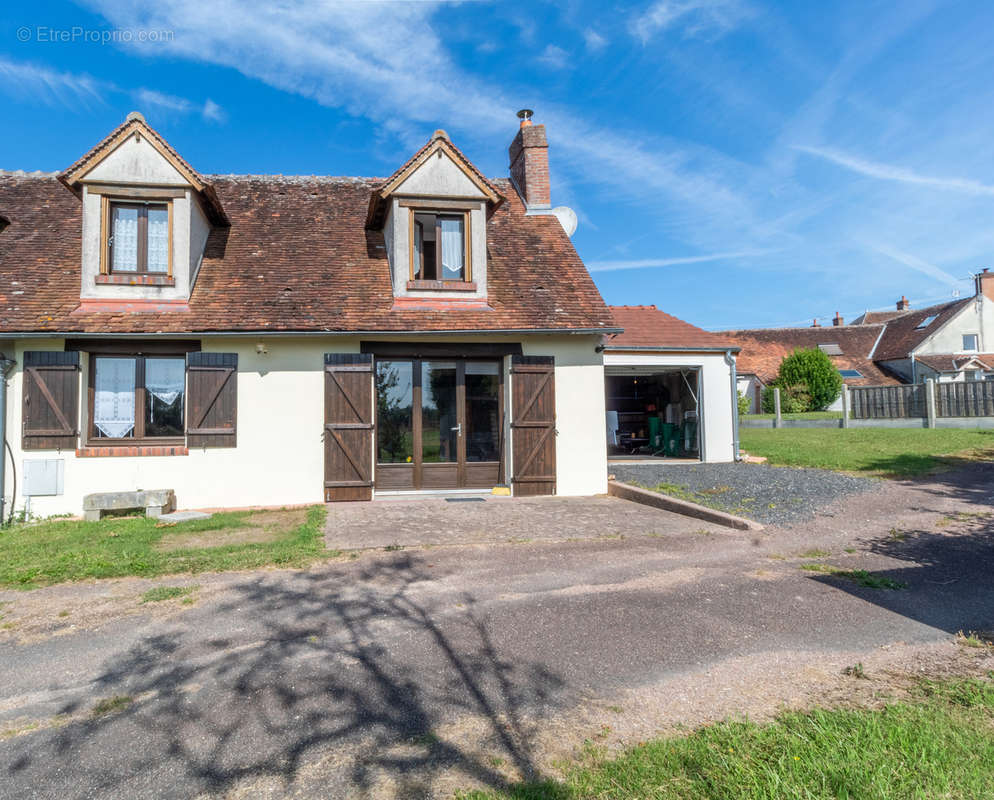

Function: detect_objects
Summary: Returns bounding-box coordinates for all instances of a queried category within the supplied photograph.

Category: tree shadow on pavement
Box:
[810,511,994,638]
[3,553,567,798]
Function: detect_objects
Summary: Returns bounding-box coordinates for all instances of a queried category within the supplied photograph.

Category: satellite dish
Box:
[551,206,578,237]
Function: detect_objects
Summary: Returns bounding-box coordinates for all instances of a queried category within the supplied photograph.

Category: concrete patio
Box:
[324,493,723,550]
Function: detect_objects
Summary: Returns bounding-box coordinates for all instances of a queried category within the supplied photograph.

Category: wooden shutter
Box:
[510,355,556,496]
[324,353,374,502]
[186,353,237,448]
[22,351,80,451]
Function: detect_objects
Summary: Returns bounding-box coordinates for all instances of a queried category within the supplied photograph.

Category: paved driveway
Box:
[325,494,724,550]
[1,465,993,799]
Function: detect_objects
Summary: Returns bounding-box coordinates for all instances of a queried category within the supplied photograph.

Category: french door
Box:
[374,359,503,491]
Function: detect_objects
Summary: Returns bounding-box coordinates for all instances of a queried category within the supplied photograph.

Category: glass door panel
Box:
[421,361,458,463]
[465,362,500,462]
[376,361,414,463]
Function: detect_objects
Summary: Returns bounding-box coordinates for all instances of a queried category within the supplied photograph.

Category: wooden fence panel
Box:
[936,381,994,417]
[850,384,926,419]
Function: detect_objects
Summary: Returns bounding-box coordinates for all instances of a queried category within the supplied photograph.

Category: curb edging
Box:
[608,480,764,531]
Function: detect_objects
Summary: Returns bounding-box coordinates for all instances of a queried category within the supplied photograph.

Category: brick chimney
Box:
[833,311,844,327]
[896,295,911,311]
[976,268,994,302]
[509,109,550,209]
[811,318,821,327]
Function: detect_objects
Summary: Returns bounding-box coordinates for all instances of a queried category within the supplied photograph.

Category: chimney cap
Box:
[516,108,534,127]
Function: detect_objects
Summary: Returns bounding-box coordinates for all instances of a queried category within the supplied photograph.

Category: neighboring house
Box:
[723,324,898,412]
[602,306,739,462]
[723,270,994,411]
[0,111,622,517]
[870,274,994,383]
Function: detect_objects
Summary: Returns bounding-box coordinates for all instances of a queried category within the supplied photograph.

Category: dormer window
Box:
[109,201,170,274]
[411,210,469,282]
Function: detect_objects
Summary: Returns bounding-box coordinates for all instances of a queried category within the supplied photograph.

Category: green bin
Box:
[648,416,662,450]
[663,423,679,456]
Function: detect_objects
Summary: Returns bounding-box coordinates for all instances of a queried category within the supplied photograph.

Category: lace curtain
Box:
[111,206,139,271]
[93,357,136,438]
[439,217,464,279]
[145,358,184,407]
[147,207,169,273]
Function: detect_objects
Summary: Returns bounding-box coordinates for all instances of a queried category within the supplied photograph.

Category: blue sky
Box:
[3,0,994,330]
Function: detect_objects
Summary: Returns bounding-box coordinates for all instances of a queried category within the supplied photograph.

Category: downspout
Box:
[0,355,15,524]
[724,349,741,462]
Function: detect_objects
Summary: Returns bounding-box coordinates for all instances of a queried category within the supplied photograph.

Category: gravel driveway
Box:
[609,462,877,526]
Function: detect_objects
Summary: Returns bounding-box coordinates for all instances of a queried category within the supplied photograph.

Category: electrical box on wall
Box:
[22,459,65,497]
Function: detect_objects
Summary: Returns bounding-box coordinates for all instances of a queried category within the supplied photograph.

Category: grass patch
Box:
[460,675,994,800]
[800,563,907,589]
[140,585,197,603]
[738,428,994,478]
[0,506,331,589]
[799,548,830,558]
[643,482,753,518]
[743,411,844,421]
[92,695,133,717]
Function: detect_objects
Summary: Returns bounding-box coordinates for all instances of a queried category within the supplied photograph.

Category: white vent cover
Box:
[23,459,64,497]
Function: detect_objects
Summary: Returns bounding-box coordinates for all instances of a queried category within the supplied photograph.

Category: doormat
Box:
[445,497,486,503]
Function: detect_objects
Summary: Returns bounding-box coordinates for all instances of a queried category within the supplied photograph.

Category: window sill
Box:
[96,274,175,287]
[406,279,477,292]
[76,445,189,458]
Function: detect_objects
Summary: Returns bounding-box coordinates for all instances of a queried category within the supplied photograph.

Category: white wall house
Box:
[0,112,619,518]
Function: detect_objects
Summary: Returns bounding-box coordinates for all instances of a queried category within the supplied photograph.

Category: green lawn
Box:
[460,675,994,800]
[743,411,844,421]
[739,427,994,478]
[0,505,331,589]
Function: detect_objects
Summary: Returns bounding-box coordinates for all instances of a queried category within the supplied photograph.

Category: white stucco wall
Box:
[603,351,736,463]
[1,334,608,517]
[84,136,188,185]
[915,295,993,356]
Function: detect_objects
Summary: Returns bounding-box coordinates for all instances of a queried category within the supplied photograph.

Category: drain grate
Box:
[445,497,486,503]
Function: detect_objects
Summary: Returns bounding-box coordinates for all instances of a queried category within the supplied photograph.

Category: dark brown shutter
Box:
[22,351,80,451]
[186,353,237,448]
[324,353,374,502]
[510,355,556,496]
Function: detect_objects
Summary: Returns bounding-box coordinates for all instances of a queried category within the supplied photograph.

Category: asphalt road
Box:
[2,465,993,799]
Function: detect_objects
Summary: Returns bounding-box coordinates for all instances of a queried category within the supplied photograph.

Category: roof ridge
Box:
[0,169,61,178]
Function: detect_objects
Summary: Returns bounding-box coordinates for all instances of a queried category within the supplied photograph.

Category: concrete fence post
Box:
[841,385,850,429]
[925,379,937,429]
[773,387,782,428]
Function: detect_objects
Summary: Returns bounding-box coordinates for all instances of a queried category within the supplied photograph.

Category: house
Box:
[723,271,994,411]
[870,275,994,383]
[0,111,624,518]
[602,306,739,462]
[723,324,898,412]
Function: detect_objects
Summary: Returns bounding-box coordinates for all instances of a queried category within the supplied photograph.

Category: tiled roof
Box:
[604,305,736,349]
[850,309,910,325]
[719,325,898,385]
[871,298,971,361]
[915,353,994,372]
[0,173,614,334]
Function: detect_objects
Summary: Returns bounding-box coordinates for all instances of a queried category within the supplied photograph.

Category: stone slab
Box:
[157,510,213,524]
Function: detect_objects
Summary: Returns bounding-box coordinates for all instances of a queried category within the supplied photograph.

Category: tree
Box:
[775,348,843,411]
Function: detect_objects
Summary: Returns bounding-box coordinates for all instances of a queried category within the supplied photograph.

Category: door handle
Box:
[451,423,462,436]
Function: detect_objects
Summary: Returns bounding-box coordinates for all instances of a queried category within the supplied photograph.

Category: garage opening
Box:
[605,366,701,461]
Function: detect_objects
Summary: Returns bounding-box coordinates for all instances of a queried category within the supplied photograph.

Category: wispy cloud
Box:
[869,243,962,287]
[631,0,752,43]
[588,250,767,272]
[537,44,570,70]
[583,29,607,51]
[795,145,994,197]
[202,98,226,123]
[0,57,106,107]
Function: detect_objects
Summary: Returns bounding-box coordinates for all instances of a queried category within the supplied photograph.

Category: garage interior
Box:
[605,367,701,460]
